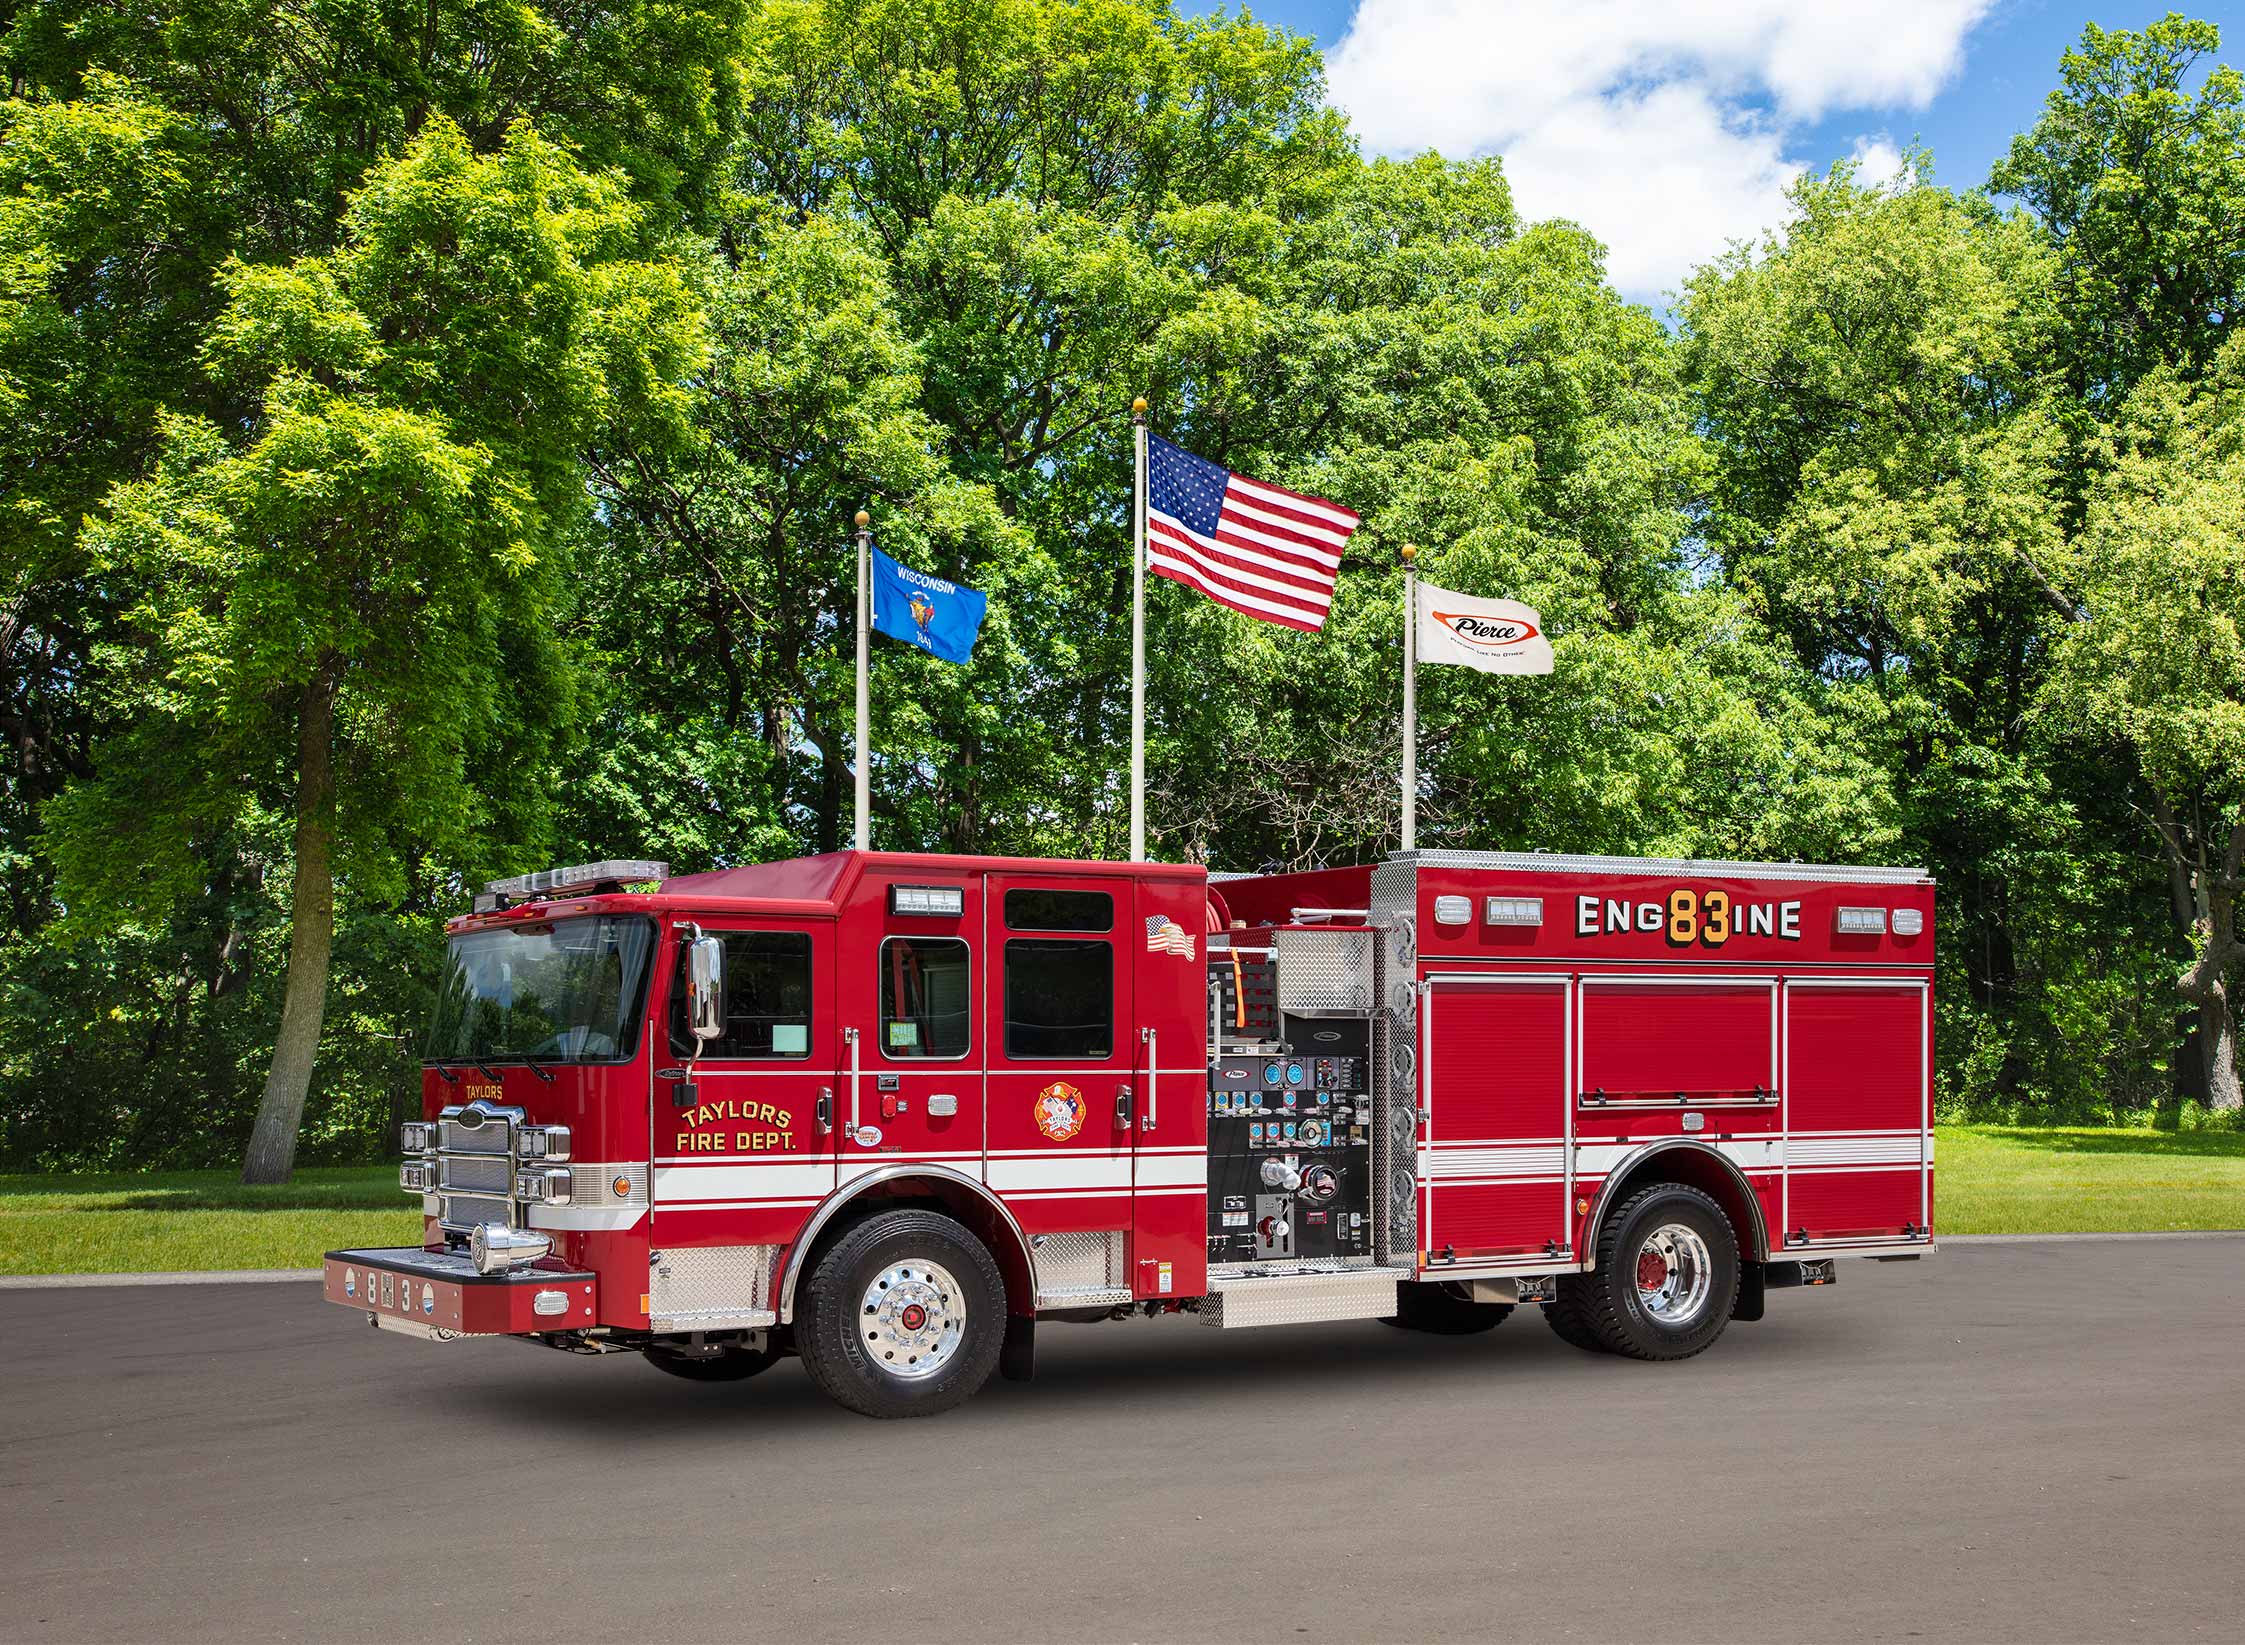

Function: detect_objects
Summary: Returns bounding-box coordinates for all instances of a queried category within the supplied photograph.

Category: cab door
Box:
[845,870,985,1183]
[983,874,1134,1241]
[649,916,835,1250]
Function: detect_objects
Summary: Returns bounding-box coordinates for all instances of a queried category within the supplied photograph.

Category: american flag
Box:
[1147,435,1360,632]
[1145,914,1196,960]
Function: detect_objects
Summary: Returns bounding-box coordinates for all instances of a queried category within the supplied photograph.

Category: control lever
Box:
[1259,1156,1303,1193]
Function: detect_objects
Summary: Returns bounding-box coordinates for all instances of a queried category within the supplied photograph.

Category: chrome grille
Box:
[441,1117,511,1155]
[439,1193,512,1231]
[439,1155,511,1194]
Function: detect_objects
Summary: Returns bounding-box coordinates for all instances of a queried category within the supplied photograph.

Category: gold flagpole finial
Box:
[1400,542,1418,564]
[1131,396,1148,418]
[854,509,870,529]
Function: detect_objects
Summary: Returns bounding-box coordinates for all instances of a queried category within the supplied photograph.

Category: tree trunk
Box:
[2198,989,2243,1112]
[2169,815,2245,1114]
[242,661,341,1184]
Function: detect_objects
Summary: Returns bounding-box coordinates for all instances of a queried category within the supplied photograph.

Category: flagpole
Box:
[1401,542,1417,852]
[1129,395,1148,862]
[854,508,872,852]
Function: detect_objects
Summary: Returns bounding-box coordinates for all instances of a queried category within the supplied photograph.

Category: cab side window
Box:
[1004,939,1113,1060]
[879,936,972,1058]
[669,931,812,1059]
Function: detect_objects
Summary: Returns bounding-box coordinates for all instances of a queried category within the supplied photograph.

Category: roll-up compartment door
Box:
[1421,978,1571,1263]
[1577,979,1776,1108]
[1783,983,1929,1243]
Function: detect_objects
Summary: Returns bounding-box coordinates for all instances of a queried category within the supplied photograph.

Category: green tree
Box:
[2049,336,2245,1109]
[1992,14,2245,400]
[1679,161,2180,1116]
[47,120,702,1179]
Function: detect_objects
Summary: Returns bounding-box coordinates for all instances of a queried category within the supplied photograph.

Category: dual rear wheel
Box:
[1544,1182,1740,1360]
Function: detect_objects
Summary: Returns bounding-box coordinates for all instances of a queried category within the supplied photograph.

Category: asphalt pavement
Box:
[3,1238,2240,1643]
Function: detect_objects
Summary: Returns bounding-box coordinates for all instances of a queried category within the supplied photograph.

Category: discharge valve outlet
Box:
[1259,1157,1303,1192]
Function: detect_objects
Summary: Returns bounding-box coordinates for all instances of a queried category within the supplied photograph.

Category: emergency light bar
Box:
[889,884,966,917]
[480,860,668,901]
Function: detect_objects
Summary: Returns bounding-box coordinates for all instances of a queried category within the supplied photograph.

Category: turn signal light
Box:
[399,1160,437,1193]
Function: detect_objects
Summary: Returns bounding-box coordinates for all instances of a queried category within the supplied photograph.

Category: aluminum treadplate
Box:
[1196,1269,1399,1329]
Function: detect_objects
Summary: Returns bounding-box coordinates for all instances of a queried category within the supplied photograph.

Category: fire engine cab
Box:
[324,847,1935,1417]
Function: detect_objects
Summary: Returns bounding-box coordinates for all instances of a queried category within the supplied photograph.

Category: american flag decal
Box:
[1145,914,1196,960]
[1146,434,1360,632]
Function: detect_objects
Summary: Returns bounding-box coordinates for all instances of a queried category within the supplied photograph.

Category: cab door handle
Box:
[1114,1085,1134,1129]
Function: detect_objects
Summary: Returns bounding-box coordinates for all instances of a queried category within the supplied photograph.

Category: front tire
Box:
[1382,1280,1513,1335]
[796,1209,1006,1418]
[1566,1183,1740,1361]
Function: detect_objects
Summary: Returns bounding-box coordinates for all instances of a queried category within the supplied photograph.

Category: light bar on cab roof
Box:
[482,860,669,899]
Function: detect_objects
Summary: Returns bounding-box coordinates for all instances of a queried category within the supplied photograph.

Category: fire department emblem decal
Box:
[1033,1081,1087,1142]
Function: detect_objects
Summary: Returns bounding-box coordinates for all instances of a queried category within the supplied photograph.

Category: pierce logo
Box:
[1433,611,1541,649]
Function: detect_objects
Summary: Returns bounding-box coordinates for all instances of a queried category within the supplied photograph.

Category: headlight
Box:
[516,1124,571,1162]
[513,1166,573,1205]
[399,1160,437,1193]
[401,1121,436,1154]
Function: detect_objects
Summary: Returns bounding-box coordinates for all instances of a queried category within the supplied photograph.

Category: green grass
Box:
[0,1166,421,1274]
[1,1128,2239,1274]
[1934,1124,2245,1234]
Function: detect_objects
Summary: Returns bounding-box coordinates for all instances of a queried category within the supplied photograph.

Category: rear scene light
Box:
[1835,906,1888,935]
[1892,907,1924,936]
[1484,896,1544,926]
[890,884,965,917]
[1432,895,1471,925]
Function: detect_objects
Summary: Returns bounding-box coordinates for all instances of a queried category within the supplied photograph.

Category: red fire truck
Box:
[324,847,1934,1417]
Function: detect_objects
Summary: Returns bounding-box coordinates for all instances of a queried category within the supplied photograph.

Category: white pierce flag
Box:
[1414,581,1554,674]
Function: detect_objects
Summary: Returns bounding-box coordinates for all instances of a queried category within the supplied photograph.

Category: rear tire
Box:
[643,1341,781,1382]
[1382,1280,1513,1335]
[1569,1182,1740,1361]
[796,1209,1006,1418]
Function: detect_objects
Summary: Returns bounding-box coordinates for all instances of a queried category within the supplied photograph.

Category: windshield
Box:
[424,916,656,1065]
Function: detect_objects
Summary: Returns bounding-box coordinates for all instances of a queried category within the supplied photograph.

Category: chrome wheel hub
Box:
[861,1259,965,1380]
[1634,1223,1713,1325]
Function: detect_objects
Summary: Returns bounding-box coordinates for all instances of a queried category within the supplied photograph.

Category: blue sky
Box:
[1179,2,2239,306]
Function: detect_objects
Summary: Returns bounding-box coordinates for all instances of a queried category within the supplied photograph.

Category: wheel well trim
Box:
[1581,1139,1770,1271]
[775,1163,1035,1324]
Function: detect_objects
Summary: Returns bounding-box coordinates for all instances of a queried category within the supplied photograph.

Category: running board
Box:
[1196,1269,1399,1329]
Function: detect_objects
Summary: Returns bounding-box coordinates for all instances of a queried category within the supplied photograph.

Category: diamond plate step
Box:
[1195,1269,1398,1329]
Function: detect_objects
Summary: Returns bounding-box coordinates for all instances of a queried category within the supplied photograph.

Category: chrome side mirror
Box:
[686,935,725,1043]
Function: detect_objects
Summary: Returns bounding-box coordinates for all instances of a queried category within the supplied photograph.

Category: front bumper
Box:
[324,1248,597,1338]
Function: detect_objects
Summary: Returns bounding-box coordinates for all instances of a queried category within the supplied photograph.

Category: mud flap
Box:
[1733,1261,1767,1323]
[1000,1312,1035,1382]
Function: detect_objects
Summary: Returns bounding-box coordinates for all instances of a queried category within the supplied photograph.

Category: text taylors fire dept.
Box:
[328,848,1934,1417]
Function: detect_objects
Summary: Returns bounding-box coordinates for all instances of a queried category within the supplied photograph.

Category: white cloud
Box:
[1326,0,1994,301]
[1849,135,1910,192]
